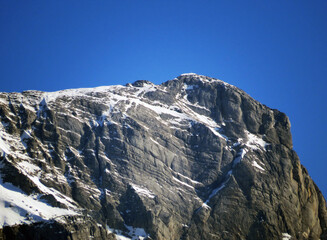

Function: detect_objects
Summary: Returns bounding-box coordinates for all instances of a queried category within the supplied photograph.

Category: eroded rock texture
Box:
[0,74,326,240]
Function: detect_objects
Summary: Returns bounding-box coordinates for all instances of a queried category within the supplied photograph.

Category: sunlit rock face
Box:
[0,74,326,240]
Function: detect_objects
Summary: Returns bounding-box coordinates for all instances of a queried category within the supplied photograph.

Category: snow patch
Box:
[175,99,227,140]
[204,183,226,205]
[17,161,40,174]
[20,130,32,149]
[201,203,211,209]
[0,136,10,157]
[125,225,149,240]
[0,174,78,227]
[21,130,32,141]
[282,233,292,240]
[95,107,116,127]
[183,84,197,91]
[0,98,7,104]
[252,161,265,171]
[233,148,248,167]
[37,98,48,118]
[107,225,150,240]
[176,173,201,185]
[245,131,268,151]
[131,184,155,199]
[172,177,195,190]
[134,82,157,96]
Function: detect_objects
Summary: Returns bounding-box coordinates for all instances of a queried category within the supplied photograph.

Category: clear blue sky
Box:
[1,1,326,197]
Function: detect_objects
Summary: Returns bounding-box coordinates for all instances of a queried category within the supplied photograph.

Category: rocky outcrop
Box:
[0,73,326,239]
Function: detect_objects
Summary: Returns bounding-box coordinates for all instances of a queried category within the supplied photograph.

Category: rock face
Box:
[0,73,326,240]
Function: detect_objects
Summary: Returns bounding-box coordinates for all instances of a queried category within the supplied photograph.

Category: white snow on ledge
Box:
[176,172,201,185]
[252,161,265,171]
[172,177,195,190]
[131,184,155,199]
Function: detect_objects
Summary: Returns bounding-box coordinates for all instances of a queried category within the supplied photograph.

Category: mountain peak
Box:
[0,75,326,240]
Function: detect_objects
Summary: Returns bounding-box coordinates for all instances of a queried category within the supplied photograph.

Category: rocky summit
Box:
[0,73,326,240]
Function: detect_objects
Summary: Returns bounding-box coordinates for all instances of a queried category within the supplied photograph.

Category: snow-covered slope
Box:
[0,175,77,226]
